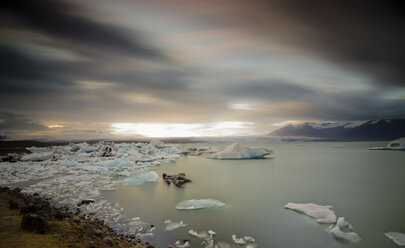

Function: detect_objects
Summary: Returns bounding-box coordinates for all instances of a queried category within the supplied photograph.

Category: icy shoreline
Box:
[0,140,183,239]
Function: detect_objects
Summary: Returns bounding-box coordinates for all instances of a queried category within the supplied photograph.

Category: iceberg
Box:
[176,199,226,210]
[285,203,337,223]
[21,152,54,162]
[329,217,361,242]
[385,232,405,246]
[121,171,159,185]
[164,220,187,231]
[370,137,405,150]
[92,159,133,169]
[209,143,273,159]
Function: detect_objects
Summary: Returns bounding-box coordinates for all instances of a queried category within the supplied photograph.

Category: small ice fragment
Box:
[121,171,159,185]
[244,236,256,242]
[332,144,344,148]
[232,234,246,244]
[385,232,405,246]
[329,217,361,242]
[284,202,337,223]
[209,143,272,159]
[176,199,225,210]
[216,241,231,248]
[188,230,209,239]
[175,240,190,248]
[164,220,187,231]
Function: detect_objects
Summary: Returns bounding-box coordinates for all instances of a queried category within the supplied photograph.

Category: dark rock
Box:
[20,203,39,214]
[54,210,67,220]
[21,214,48,234]
[13,188,21,193]
[0,153,21,163]
[102,237,114,247]
[77,199,95,206]
[33,192,39,196]
[162,173,192,187]
[101,146,113,157]
[8,200,19,209]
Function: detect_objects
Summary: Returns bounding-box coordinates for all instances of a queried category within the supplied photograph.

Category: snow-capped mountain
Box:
[268,119,405,141]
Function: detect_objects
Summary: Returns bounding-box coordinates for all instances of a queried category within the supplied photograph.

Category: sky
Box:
[1,0,405,139]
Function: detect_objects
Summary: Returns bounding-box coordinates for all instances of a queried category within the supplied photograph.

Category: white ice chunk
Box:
[121,171,159,185]
[386,138,405,150]
[232,234,256,245]
[285,203,337,223]
[208,230,216,238]
[232,234,247,244]
[92,159,133,168]
[329,217,361,242]
[385,232,405,246]
[216,241,231,248]
[176,199,225,210]
[21,152,53,162]
[209,143,272,159]
[175,240,190,248]
[164,220,187,231]
[188,230,209,239]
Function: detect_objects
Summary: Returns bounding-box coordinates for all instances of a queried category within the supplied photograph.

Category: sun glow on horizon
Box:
[111,122,255,137]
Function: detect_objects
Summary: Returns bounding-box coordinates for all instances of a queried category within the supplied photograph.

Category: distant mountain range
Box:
[268,119,405,141]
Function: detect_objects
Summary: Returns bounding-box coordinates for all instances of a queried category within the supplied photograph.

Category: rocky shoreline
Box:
[0,186,154,248]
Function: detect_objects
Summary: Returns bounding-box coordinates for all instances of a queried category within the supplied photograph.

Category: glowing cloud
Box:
[272,120,299,127]
[230,103,252,110]
[48,124,65,128]
[111,122,255,137]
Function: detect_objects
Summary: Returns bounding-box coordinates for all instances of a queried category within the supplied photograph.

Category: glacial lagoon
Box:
[104,141,405,247]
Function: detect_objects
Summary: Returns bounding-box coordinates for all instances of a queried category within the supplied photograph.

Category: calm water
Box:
[104,142,405,247]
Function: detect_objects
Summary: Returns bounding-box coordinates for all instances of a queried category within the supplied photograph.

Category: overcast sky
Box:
[1,0,405,139]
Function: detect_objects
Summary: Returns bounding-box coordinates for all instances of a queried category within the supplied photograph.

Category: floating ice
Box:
[329,217,361,242]
[21,152,54,162]
[121,171,159,185]
[209,143,273,159]
[92,159,133,168]
[0,140,184,237]
[175,240,191,247]
[232,234,256,245]
[176,199,226,210]
[164,220,187,231]
[385,232,405,246]
[285,203,337,223]
[188,230,209,239]
[370,137,405,150]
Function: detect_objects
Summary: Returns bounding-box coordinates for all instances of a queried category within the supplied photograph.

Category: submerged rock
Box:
[209,143,273,159]
[284,202,337,223]
[162,173,192,187]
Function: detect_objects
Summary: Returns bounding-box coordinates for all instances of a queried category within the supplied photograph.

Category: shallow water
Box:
[103,142,405,247]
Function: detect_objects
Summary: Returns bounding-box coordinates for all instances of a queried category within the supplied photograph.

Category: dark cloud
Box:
[0,112,49,131]
[225,79,316,101]
[173,0,405,86]
[1,0,162,59]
